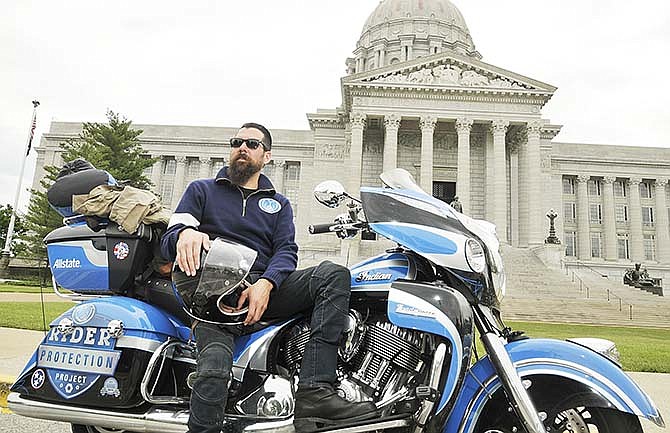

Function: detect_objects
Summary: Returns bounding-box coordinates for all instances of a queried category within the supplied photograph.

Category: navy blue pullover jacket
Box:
[160,166,298,289]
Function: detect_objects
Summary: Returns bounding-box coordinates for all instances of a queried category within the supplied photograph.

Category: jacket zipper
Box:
[237,187,273,217]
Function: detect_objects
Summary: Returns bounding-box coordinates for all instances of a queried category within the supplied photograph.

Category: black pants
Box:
[187,261,351,433]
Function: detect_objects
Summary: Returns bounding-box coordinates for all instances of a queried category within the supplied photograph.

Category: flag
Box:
[26,112,37,156]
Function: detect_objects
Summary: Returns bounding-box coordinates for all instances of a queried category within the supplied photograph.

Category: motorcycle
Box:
[8,167,665,433]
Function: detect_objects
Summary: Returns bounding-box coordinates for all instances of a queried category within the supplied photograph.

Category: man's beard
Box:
[229,155,263,185]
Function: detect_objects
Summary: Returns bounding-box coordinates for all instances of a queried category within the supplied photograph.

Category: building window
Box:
[589,204,602,224]
[433,181,456,204]
[614,180,627,198]
[142,155,153,177]
[186,158,200,182]
[591,233,602,258]
[615,204,628,223]
[644,234,656,261]
[562,177,575,195]
[210,158,225,177]
[159,158,176,205]
[565,232,576,257]
[588,179,601,196]
[640,181,653,199]
[617,234,630,260]
[642,207,655,227]
[563,202,576,223]
[284,162,301,216]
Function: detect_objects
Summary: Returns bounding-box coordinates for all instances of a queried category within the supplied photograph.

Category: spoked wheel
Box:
[480,406,642,433]
[545,407,642,433]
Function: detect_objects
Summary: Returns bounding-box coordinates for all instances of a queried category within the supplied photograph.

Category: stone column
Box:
[485,129,495,222]
[419,115,437,193]
[456,117,473,214]
[526,121,543,245]
[274,161,286,193]
[383,113,401,173]
[349,112,366,194]
[602,176,618,260]
[576,175,591,260]
[171,156,187,209]
[150,155,163,194]
[509,140,520,246]
[199,156,212,179]
[654,178,670,262]
[628,177,644,262]
[491,120,509,242]
[379,48,385,68]
[516,129,528,247]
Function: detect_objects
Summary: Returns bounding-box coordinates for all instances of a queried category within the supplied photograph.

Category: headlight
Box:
[465,238,486,273]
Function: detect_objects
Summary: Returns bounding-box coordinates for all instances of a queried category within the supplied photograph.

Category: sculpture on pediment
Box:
[490,78,513,88]
[460,70,489,87]
[432,64,461,85]
[407,68,434,84]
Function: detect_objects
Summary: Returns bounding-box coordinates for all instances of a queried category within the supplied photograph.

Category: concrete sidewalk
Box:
[0,327,667,431]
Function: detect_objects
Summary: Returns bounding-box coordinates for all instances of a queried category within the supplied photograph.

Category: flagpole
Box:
[2,100,40,258]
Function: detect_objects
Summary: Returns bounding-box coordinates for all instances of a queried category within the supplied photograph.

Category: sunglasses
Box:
[229,137,268,151]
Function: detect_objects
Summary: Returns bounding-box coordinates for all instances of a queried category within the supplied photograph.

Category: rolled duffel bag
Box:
[47,159,117,218]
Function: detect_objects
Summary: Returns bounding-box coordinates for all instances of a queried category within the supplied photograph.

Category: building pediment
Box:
[342,51,556,100]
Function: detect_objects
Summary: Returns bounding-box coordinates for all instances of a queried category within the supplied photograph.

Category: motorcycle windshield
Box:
[363,169,505,302]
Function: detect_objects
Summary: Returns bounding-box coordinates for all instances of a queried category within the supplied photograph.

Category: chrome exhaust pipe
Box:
[7,392,295,433]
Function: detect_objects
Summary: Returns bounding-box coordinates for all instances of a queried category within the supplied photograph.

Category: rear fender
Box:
[446,338,664,433]
[15,296,189,380]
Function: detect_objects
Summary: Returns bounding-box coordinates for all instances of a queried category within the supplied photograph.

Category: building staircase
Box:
[500,246,670,328]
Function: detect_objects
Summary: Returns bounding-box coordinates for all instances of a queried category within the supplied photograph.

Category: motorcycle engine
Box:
[279,309,431,407]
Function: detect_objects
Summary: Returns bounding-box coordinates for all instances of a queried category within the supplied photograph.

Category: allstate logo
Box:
[259,198,281,214]
[72,304,96,325]
[113,242,130,260]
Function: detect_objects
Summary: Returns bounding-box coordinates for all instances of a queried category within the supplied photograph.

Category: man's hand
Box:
[176,228,211,277]
[237,278,273,326]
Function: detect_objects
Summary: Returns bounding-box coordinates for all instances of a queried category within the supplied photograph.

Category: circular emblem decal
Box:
[31,369,45,389]
[72,303,96,325]
[259,198,281,214]
[113,242,130,260]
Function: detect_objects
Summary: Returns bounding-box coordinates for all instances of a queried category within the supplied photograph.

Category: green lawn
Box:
[506,321,670,373]
[0,284,50,294]
[0,302,73,331]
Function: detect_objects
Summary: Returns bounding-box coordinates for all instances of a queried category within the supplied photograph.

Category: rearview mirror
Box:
[314,180,347,208]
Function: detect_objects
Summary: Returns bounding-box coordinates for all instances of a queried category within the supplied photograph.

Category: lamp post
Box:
[545,208,561,244]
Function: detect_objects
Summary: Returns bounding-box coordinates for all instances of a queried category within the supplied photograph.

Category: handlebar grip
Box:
[309,223,335,234]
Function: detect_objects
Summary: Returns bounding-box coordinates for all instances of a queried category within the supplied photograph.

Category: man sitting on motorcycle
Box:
[160,122,377,433]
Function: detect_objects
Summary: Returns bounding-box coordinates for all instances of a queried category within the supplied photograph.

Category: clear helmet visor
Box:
[172,237,257,324]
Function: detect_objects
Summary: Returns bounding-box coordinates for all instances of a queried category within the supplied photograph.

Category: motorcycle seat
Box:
[144,277,191,324]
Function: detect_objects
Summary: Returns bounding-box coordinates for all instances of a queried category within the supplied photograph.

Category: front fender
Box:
[446,338,664,433]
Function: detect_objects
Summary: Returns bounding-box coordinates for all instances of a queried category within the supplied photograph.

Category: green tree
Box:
[0,204,26,255]
[21,111,156,259]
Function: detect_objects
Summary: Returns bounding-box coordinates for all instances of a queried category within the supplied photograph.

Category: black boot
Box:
[293,385,378,432]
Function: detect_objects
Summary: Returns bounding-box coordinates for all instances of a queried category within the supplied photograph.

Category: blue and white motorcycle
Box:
[8,167,665,433]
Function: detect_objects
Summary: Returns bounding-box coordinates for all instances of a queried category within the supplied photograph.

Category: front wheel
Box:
[478,406,642,433]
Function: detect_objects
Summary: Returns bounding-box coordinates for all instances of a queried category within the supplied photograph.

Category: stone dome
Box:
[348,0,481,74]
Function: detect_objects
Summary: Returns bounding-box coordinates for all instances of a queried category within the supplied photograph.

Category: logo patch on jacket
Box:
[259,198,281,214]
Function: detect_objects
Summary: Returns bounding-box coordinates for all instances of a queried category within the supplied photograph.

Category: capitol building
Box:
[33,0,670,285]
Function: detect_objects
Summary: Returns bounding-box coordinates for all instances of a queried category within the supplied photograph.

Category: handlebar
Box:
[309,223,337,234]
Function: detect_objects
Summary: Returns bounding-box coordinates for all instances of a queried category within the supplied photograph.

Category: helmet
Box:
[172,237,257,325]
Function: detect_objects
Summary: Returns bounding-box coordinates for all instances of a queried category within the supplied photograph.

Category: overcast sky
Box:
[2,0,669,211]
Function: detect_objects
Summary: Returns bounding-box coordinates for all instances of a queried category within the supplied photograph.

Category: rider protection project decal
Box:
[113,242,130,260]
[39,324,121,399]
[258,198,281,214]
